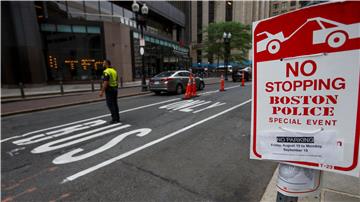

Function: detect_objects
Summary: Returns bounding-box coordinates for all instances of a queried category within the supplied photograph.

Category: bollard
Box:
[59,80,64,95]
[120,77,123,88]
[241,72,245,87]
[19,82,25,98]
[91,80,95,92]
[276,163,320,202]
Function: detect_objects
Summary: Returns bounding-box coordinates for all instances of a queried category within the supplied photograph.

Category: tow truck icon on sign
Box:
[256,17,360,54]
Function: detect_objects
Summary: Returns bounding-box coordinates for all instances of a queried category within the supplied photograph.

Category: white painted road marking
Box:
[13,120,107,146]
[159,99,226,113]
[7,147,26,157]
[61,99,252,183]
[1,98,181,143]
[198,85,241,96]
[53,128,152,164]
[2,84,243,143]
[31,124,131,154]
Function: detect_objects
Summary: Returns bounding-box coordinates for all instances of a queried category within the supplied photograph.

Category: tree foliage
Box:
[202,21,252,64]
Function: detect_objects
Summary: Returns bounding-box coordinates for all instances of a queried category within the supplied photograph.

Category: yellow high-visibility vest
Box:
[103,67,118,87]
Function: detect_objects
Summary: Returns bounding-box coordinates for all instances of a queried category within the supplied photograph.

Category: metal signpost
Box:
[250,1,360,200]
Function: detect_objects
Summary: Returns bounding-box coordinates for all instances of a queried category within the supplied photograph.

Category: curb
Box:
[1,91,151,117]
[1,81,221,104]
[1,85,143,103]
[1,81,222,117]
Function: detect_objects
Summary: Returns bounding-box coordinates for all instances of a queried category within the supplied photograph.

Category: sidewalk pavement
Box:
[261,165,360,202]
[1,80,146,99]
[1,77,221,117]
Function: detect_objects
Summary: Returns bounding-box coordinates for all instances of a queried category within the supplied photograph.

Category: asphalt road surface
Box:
[1,82,277,202]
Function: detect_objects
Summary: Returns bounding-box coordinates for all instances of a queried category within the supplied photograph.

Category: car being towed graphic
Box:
[256,31,286,54]
[256,17,360,54]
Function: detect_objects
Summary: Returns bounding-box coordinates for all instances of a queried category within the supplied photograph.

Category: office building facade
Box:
[2,1,190,85]
[269,0,301,17]
[190,0,270,64]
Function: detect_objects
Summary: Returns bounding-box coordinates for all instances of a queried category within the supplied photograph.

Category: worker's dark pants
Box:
[105,87,120,122]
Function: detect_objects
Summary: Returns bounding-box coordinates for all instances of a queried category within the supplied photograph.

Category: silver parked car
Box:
[149,70,205,95]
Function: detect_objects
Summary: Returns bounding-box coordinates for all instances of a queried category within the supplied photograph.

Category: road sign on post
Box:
[251,1,360,178]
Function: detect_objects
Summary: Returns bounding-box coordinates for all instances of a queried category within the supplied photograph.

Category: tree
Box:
[202,21,252,66]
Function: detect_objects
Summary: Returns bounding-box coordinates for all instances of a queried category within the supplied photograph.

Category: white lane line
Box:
[61,98,252,183]
[198,85,241,95]
[1,84,243,143]
[0,98,181,143]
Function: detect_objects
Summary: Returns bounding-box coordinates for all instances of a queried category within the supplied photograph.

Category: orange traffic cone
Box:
[241,71,245,87]
[191,74,198,97]
[183,74,193,99]
[220,74,225,91]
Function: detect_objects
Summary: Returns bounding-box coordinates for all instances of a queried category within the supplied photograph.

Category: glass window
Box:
[197,1,202,43]
[179,72,189,77]
[84,1,100,21]
[290,1,296,7]
[113,4,123,22]
[183,72,190,77]
[41,24,56,32]
[57,24,72,33]
[46,1,68,19]
[87,26,101,34]
[43,31,104,81]
[208,1,215,23]
[225,1,233,21]
[67,1,85,20]
[72,25,86,33]
[100,1,113,22]
[133,32,139,39]
[155,71,175,77]
[273,4,279,9]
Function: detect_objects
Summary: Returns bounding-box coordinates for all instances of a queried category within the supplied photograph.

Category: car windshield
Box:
[154,71,175,77]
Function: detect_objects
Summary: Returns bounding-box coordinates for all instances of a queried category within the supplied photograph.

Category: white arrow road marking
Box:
[61,99,252,183]
[53,128,152,164]
[13,120,107,146]
[7,147,26,157]
[31,124,131,154]
[2,84,244,143]
[1,98,181,143]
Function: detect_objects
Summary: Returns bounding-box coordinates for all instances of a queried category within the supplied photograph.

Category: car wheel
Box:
[199,82,205,90]
[327,31,347,48]
[176,84,183,95]
[267,40,281,54]
[154,91,161,95]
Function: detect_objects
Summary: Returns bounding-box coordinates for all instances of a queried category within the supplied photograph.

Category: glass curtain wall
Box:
[40,1,138,82]
[132,32,190,79]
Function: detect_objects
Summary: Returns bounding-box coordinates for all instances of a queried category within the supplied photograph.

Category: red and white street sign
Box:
[250,2,360,177]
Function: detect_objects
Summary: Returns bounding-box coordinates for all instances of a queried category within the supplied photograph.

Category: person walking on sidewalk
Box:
[99,59,120,124]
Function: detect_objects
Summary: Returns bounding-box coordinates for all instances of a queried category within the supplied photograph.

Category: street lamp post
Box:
[132,1,149,92]
[223,32,231,81]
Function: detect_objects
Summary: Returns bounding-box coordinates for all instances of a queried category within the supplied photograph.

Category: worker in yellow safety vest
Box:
[99,59,120,124]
